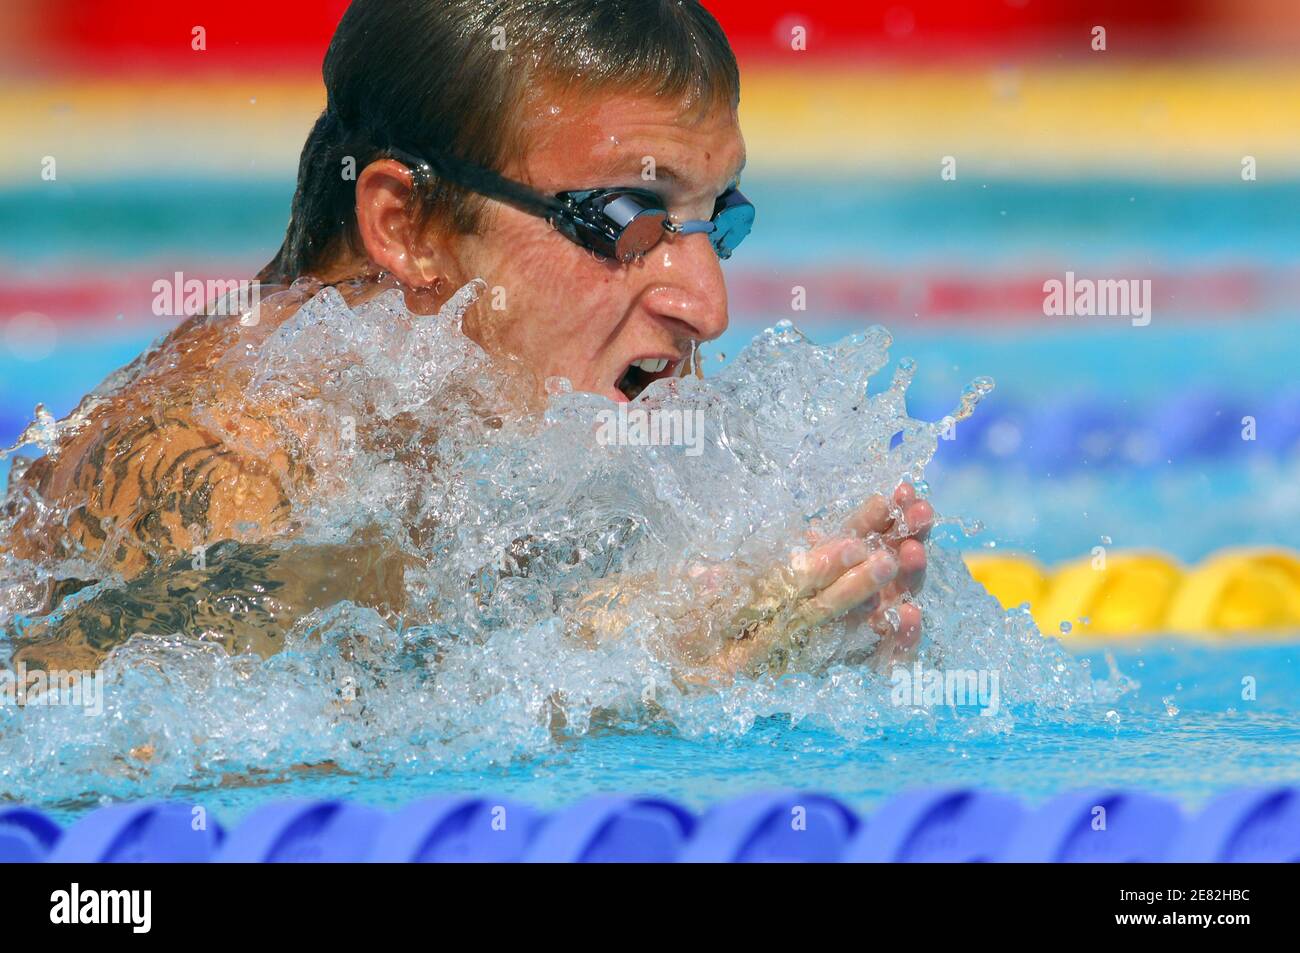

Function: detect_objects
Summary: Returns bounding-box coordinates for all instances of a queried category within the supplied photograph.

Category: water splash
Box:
[0,281,1112,806]
[0,403,60,457]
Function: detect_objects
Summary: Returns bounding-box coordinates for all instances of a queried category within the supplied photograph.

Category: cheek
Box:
[475,230,627,350]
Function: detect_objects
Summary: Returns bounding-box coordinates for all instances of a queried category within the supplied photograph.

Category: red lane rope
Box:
[0,266,1284,325]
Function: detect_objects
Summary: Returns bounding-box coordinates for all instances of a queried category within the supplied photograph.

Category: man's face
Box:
[451,88,746,403]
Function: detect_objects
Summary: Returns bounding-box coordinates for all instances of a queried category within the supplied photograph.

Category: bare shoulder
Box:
[3,280,334,579]
[8,393,310,580]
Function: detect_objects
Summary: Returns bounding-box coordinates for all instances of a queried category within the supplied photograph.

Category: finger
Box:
[797,550,897,627]
[893,482,917,508]
[897,538,927,595]
[902,499,934,541]
[839,593,882,630]
[848,484,930,541]
[789,537,871,596]
[845,494,893,537]
[892,603,923,654]
[870,601,923,663]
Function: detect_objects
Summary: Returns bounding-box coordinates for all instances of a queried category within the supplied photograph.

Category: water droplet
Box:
[544,376,573,396]
[949,375,996,423]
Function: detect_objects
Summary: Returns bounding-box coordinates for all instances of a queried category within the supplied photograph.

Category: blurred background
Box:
[2,0,1299,635]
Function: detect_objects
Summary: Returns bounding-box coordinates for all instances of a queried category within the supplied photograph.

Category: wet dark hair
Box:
[257,0,740,285]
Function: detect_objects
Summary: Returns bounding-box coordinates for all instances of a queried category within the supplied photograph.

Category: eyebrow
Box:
[593,154,747,194]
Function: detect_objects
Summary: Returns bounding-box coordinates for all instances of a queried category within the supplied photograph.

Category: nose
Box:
[638,231,729,343]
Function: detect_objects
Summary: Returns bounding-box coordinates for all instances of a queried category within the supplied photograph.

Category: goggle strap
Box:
[389,145,563,221]
[388,147,751,258]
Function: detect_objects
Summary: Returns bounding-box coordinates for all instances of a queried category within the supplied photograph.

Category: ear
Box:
[354,158,454,287]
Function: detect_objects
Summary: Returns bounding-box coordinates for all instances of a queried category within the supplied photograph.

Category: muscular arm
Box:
[6,403,415,669]
[32,408,303,578]
[11,539,411,671]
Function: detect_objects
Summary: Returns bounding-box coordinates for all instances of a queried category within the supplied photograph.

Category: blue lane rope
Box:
[913,386,1300,470]
[5,786,1297,863]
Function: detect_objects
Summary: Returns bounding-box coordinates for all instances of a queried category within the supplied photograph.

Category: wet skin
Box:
[3,86,931,677]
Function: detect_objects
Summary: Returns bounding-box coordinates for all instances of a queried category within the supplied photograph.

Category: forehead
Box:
[510,87,746,194]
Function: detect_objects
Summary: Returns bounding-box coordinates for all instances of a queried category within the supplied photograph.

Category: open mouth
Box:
[615,356,679,401]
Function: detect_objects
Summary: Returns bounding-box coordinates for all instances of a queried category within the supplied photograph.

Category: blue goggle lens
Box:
[708,188,754,259]
[562,187,753,261]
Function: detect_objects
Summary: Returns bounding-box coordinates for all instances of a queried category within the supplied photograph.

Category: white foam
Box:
[0,281,1111,803]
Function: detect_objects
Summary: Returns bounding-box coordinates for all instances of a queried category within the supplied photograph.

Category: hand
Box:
[838,482,932,669]
[713,483,932,677]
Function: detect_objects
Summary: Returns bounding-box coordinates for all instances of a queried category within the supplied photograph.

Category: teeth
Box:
[632,358,669,373]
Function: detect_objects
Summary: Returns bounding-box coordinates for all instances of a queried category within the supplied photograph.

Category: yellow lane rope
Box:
[964,548,1300,638]
[4,63,1300,182]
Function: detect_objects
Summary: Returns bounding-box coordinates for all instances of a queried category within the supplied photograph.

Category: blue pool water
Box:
[31,640,1293,826]
[3,176,1298,820]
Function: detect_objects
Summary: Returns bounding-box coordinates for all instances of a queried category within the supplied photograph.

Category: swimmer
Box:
[2,0,930,680]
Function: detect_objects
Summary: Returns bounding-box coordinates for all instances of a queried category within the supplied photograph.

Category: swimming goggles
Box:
[388,145,753,263]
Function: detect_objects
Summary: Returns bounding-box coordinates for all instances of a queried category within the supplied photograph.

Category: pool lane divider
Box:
[921,386,1300,468]
[964,547,1300,638]
[10,66,1300,182]
[3,267,1286,325]
[5,787,1298,863]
